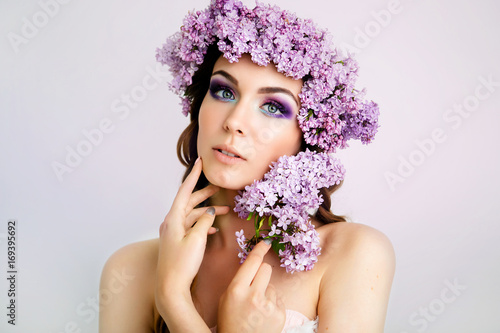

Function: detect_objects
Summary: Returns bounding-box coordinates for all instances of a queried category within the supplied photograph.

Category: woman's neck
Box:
[208,188,255,250]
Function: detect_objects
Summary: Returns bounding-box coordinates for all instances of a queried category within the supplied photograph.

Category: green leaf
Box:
[258,217,264,230]
[246,212,253,221]
[271,240,286,255]
[306,109,314,120]
[268,215,273,227]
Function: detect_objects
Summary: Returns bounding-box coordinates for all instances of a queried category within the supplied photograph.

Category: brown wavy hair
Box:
[154,43,346,333]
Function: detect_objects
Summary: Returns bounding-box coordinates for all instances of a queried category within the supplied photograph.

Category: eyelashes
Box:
[208,79,294,119]
[260,100,289,118]
[209,81,236,102]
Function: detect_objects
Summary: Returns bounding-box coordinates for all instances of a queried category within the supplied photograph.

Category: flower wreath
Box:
[157,0,380,273]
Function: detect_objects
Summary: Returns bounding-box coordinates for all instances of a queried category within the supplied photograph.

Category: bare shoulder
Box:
[315,222,395,332]
[99,238,160,333]
[103,238,160,272]
[318,221,395,266]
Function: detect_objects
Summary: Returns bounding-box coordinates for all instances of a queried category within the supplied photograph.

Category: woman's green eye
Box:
[221,90,233,99]
[267,104,278,113]
[214,88,234,100]
[209,81,236,101]
[260,100,290,119]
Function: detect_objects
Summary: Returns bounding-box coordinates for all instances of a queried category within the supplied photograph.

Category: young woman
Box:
[99,1,395,332]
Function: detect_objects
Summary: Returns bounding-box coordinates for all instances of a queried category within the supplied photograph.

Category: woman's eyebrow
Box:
[212,70,299,107]
[212,70,238,85]
[258,87,299,107]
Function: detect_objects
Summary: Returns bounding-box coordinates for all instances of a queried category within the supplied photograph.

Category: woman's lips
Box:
[217,149,239,158]
[212,146,245,165]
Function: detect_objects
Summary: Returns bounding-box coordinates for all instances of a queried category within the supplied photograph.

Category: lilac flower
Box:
[156,0,380,153]
[235,229,249,261]
[233,150,345,273]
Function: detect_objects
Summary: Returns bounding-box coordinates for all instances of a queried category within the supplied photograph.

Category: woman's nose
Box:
[223,102,248,135]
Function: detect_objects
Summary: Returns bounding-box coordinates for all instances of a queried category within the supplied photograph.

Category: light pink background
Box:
[1,0,499,332]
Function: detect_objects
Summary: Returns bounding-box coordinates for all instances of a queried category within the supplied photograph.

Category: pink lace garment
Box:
[209,309,318,333]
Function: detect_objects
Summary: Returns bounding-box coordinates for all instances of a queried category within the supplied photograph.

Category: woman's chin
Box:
[204,171,254,192]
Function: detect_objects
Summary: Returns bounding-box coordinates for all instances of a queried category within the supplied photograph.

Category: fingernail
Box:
[263,238,272,245]
[215,227,220,232]
[195,156,201,164]
[206,207,215,215]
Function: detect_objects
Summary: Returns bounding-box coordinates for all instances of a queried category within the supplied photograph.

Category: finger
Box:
[185,184,220,213]
[171,157,203,209]
[185,205,230,228]
[188,207,217,237]
[265,283,277,304]
[164,184,221,237]
[207,226,219,235]
[251,262,273,292]
[231,240,272,287]
[275,291,285,312]
[261,284,278,313]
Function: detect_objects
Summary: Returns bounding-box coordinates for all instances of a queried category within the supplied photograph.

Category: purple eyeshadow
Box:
[263,97,294,119]
[208,78,235,101]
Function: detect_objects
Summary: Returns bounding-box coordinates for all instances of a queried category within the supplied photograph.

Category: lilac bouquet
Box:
[234,150,345,273]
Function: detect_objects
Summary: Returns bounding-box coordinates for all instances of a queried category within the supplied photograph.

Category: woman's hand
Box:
[155,157,229,329]
[218,241,286,333]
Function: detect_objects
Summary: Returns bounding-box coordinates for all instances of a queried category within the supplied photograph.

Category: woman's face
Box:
[197,54,303,190]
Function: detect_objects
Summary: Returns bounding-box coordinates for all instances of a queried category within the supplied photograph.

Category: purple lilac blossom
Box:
[233,150,346,273]
[156,0,380,153]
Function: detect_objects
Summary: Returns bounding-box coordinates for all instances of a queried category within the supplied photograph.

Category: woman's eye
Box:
[266,104,278,113]
[213,87,235,101]
[219,89,234,100]
[209,80,236,101]
[261,101,286,117]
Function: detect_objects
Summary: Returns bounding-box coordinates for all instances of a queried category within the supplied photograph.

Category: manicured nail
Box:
[195,156,201,164]
[263,238,272,245]
[206,207,215,215]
